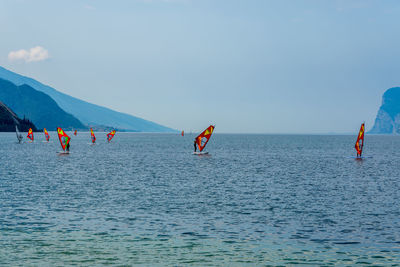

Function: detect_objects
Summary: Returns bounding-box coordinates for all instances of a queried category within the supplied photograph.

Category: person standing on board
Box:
[194,140,197,152]
[66,142,70,153]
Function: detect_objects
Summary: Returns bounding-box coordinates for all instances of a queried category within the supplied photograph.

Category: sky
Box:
[1,0,400,133]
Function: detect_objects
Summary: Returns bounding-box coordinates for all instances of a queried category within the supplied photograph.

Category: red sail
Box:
[181,130,184,136]
[90,128,96,143]
[107,130,116,142]
[74,130,77,136]
[27,128,34,141]
[355,123,365,157]
[44,128,50,142]
[195,125,215,152]
[57,127,70,151]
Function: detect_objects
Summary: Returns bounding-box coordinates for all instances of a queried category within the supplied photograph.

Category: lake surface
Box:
[1,132,400,266]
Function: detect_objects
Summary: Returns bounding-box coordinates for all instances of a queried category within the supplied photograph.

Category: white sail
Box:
[16,126,23,143]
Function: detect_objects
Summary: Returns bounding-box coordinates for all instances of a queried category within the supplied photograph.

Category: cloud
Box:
[8,46,49,63]
[84,4,95,10]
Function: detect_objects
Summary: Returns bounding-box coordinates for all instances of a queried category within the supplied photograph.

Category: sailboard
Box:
[181,130,184,136]
[57,127,70,153]
[194,125,215,154]
[27,128,34,142]
[90,128,96,144]
[107,130,116,142]
[354,122,365,158]
[44,128,50,142]
[16,126,23,143]
[74,130,77,136]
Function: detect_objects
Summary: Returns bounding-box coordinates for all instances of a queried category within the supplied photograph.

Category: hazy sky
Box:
[1,0,400,133]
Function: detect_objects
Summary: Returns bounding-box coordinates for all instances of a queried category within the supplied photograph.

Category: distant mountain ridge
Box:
[370,87,400,134]
[0,78,85,130]
[0,66,176,132]
[0,101,37,132]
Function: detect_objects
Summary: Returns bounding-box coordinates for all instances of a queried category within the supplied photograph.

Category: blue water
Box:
[1,132,400,265]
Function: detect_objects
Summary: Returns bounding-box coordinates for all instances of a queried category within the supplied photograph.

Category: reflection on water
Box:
[0,133,400,265]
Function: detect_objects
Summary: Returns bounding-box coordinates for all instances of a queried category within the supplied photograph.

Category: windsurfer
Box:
[66,142,70,152]
[194,140,197,152]
[354,123,364,158]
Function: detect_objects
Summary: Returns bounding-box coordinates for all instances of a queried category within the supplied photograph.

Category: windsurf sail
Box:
[195,125,215,152]
[107,130,116,142]
[44,128,50,142]
[74,130,77,136]
[355,123,365,157]
[181,130,184,136]
[27,128,34,141]
[90,128,96,143]
[57,127,70,151]
[16,126,23,143]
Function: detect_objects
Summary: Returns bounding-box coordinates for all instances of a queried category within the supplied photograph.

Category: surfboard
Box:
[349,156,372,159]
[193,151,209,155]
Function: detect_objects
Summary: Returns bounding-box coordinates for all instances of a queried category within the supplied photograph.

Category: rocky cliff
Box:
[0,101,37,132]
[0,78,85,130]
[370,87,400,134]
[0,66,176,132]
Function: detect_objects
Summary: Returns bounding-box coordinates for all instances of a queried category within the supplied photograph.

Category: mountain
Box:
[370,87,400,134]
[0,101,37,132]
[0,66,176,132]
[0,79,85,130]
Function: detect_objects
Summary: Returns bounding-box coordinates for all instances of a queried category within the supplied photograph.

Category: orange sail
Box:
[90,128,96,143]
[74,130,77,136]
[107,130,116,142]
[44,128,50,142]
[195,125,215,152]
[181,130,184,136]
[355,123,365,157]
[27,128,34,141]
[57,127,70,151]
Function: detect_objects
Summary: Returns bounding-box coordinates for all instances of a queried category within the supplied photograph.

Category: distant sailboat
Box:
[194,125,215,155]
[107,130,116,142]
[57,127,70,153]
[355,123,365,158]
[44,128,50,142]
[16,126,23,143]
[27,128,34,142]
[90,128,96,144]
